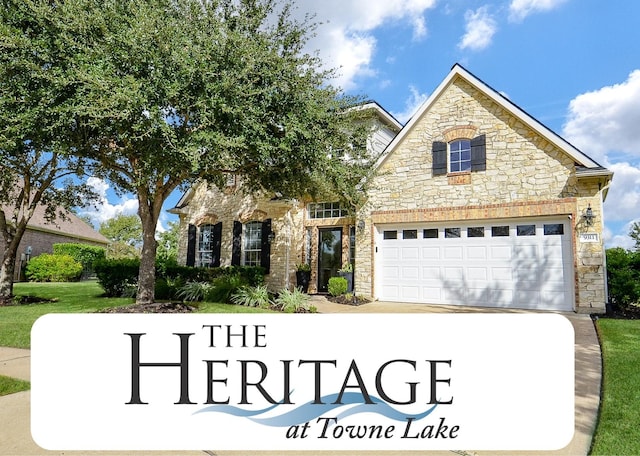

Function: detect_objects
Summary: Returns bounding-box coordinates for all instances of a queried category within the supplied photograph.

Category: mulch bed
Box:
[604,304,640,320]
[97,302,197,313]
[326,295,372,306]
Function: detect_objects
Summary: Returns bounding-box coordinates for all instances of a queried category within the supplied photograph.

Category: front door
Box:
[318,228,342,293]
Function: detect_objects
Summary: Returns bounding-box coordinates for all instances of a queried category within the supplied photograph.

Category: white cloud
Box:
[458,6,497,51]
[79,177,138,227]
[562,72,640,249]
[508,0,570,22]
[294,0,437,89]
[391,85,430,124]
[603,162,640,223]
[563,70,640,165]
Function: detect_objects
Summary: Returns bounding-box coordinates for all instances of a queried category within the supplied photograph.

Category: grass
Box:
[590,318,640,455]
[0,375,30,397]
[0,281,269,348]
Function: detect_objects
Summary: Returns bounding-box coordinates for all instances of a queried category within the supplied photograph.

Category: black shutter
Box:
[470,134,486,172]
[432,141,447,176]
[232,221,242,266]
[186,224,196,267]
[260,219,272,274]
[211,222,222,267]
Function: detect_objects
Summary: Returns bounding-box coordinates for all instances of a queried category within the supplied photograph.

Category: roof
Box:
[19,204,108,245]
[375,63,613,175]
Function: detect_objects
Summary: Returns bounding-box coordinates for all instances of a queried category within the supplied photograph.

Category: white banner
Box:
[31,313,574,451]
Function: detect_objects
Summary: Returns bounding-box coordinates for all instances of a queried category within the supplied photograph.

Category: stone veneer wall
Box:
[355,76,608,312]
[176,181,306,291]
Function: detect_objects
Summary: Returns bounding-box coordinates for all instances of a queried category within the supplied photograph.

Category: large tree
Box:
[24,0,372,304]
[0,3,97,304]
[99,214,143,259]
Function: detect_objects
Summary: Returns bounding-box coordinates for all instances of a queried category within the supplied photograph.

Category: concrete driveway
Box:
[0,297,601,456]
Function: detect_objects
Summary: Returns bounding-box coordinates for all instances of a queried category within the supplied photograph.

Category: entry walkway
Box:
[0,298,601,456]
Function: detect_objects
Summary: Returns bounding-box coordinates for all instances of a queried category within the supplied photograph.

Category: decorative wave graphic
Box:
[195,392,438,427]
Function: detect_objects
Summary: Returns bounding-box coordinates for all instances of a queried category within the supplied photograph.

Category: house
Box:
[0,204,109,280]
[171,64,612,313]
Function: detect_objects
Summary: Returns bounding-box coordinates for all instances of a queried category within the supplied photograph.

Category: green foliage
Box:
[99,215,142,246]
[157,220,180,263]
[338,262,353,273]
[53,243,106,278]
[328,277,348,296]
[630,221,640,251]
[231,285,271,308]
[25,254,83,282]
[606,248,640,307]
[93,258,140,297]
[99,214,142,258]
[296,263,311,272]
[177,281,213,303]
[274,288,311,313]
[207,275,247,303]
[0,0,371,304]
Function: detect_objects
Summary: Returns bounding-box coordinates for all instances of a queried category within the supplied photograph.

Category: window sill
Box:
[447,171,471,185]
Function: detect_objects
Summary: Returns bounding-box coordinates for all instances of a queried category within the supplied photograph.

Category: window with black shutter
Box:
[432,134,487,176]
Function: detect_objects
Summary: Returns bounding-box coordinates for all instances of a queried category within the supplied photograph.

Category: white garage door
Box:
[376,219,574,311]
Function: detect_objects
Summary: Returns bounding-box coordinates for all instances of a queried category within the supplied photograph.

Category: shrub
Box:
[207,274,247,303]
[25,254,83,282]
[177,281,213,302]
[328,277,348,296]
[231,285,271,308]
[53,243,106,278]
[94,258,140,297]
[606,248,640,307]
[274,288,311,313]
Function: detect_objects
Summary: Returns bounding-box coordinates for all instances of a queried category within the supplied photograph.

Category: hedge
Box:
[94,258,265,298]
[53,243,106,278]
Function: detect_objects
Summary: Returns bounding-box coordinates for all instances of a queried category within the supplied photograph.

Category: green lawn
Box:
[590,318,640,455]
[0,375,30,397]
[0,281,270,349]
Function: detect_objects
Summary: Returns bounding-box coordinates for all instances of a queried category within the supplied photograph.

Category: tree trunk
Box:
[0,252,16,306]
[136,194,162,305]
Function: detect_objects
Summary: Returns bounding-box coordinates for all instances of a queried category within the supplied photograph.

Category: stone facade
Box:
[173,66,612,313]
[354,69,611,313]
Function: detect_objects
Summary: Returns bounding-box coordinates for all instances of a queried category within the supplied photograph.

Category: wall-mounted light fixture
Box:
[582,204,595,227]
[267,232,276,244]
[357,219,366,234]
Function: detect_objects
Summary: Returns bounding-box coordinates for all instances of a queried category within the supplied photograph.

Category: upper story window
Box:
[307,202,349,219]
[449,140,471,173]
[432,134,486,176]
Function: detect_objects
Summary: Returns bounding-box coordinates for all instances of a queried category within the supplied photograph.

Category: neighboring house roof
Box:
[374,63,613,180]
[13,204,109,245]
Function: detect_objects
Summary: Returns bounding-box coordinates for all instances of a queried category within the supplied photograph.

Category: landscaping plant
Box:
[231,285,271,309]
[274,288,311,313]
[25,254,83,282]
[328,276,348,297]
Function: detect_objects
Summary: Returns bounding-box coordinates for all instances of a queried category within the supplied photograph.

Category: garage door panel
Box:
[491,246,512,260]
[467,246,487,260]
[444,246,463,260]
[421,247,440,259]
[377,219,573,311]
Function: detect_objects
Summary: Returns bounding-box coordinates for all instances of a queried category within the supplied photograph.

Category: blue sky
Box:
[83,0,639,248]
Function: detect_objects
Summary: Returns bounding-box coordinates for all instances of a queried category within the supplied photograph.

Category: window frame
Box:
[449,139,472,173]
[197,224,215,267]
[242,221,263,267]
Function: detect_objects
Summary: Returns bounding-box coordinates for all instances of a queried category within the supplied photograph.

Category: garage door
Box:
[376,219,574,311]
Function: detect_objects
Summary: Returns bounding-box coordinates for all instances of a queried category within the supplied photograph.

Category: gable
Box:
[366,66,614,212]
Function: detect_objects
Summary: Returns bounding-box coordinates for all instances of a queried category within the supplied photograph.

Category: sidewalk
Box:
[0,298,601,456]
